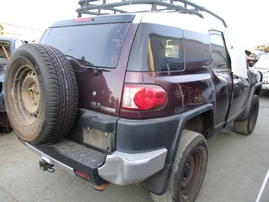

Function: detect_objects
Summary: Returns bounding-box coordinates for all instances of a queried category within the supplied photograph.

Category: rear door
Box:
[40,16,136,116]
[209,31,233,127]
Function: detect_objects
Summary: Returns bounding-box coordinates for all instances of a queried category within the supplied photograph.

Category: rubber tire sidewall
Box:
[234,95,259,135]
[5,48,47,142]
[4,44,78,144]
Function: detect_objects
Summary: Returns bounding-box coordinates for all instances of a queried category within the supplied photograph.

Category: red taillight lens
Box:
[134,87,155,109]
[122,84,167,110]
[75,170,90,180]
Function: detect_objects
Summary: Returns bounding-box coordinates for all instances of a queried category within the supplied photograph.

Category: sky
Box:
[0,0,268,48]
[191,0,268,48]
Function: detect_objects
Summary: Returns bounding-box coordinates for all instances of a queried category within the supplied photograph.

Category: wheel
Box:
[4,114,13,134]
[4,44,78,144]
[151,130,208,202]
[234,95,259,135]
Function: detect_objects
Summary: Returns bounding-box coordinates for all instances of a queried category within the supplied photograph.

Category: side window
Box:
[148,34,184,72]
[209,32,228,68]
[183,30,212,71]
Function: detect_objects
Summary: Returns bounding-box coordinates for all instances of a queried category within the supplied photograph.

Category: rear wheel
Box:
[234,95,259,135]
[151,130,208,202]
[4,44,78,144]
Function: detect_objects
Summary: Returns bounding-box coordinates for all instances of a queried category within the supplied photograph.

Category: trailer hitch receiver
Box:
[39,159,55,173]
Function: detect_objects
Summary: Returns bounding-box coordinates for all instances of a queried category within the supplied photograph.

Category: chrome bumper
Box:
[24,142,76,176]
[24,140,167,186]
[98,148,167,185]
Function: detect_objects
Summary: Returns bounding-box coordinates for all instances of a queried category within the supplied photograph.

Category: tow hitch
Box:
[39,159,55,173]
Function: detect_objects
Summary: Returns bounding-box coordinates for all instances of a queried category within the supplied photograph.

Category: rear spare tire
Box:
[4,44,78,144]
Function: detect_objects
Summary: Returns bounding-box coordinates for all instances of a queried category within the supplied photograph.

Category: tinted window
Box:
[128,23,183,72]
[209,33,227,68]
[40,23,131,68]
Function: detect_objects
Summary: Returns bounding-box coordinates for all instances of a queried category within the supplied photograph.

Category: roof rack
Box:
[76,0,227,27]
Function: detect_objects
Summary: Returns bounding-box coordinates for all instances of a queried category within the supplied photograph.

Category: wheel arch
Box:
[166,103,213,164]
[139,103,214,195]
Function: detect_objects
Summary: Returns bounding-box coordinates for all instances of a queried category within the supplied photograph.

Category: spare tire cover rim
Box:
[21,70,40,114]
[13,64,40,124]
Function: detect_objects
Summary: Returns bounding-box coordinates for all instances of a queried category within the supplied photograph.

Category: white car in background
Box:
[254,55,269,90]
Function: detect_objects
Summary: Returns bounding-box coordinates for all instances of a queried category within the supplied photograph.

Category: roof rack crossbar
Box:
[76,0,227,27]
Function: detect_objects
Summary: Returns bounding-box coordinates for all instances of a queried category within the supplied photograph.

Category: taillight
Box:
[122,84,167,110]
[75,170,90,180]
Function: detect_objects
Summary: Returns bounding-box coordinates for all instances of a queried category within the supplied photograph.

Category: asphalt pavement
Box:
[0,91,269,202]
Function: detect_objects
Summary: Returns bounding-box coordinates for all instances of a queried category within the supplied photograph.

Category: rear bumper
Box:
[25,141,76,177]
[98,148,167,185]
[23,139,167,186]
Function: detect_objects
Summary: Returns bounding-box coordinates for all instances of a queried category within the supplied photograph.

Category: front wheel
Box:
[151,130,208,202]
[234,95,259,135]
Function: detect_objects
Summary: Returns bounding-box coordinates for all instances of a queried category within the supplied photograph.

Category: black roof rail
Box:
[76,0,227,28]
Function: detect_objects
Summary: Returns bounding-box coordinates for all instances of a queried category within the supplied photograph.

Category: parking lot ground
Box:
[0,91,269,202]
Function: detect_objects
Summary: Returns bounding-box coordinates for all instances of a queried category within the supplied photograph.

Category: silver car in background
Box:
[254,55,269,90]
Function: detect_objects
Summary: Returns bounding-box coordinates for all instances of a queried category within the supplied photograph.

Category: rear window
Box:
[40,23,131,68]
[127,23,184,72]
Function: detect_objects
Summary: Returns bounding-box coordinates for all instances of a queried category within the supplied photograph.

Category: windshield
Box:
[40,23,131,68]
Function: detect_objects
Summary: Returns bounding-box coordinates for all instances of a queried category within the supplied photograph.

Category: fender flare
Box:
[139,103,214,195]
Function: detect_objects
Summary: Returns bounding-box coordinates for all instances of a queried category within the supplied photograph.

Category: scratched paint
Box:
[176,84,207,107]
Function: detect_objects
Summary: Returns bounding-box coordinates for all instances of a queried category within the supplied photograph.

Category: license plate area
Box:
[83,127,112,152]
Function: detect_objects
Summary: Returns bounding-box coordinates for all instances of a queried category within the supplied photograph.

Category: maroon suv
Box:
[4,1,262,202]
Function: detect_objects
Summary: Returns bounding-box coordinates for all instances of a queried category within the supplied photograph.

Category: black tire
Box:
[234,95,259,135]
[151,130,208,202]
[4,43,78,144]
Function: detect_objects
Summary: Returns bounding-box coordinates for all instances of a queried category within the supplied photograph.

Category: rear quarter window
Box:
[128,24,212,72]
[127,23,184,72]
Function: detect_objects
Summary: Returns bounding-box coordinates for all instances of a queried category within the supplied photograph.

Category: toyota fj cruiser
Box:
[4,1,262,201]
